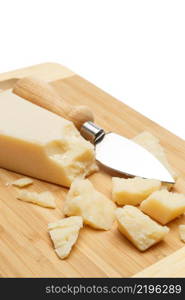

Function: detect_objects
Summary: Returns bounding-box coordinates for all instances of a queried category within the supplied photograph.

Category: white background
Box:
[0,0,185,140]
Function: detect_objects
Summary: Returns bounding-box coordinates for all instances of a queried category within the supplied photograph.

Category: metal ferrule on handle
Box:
[80,121,105,144]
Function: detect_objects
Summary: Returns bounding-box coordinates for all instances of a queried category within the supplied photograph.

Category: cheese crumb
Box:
[64,179,116,230]
[179,225,185,243]
[116,205,169,251]
[48,216,83,259]
[12,177,33,188]
[17,190,56,208]
[112,176,161,205]
[140,190,185,224]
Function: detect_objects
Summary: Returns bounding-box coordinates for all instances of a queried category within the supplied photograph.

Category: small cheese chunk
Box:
[112,177,161,206]
[63,179,116,230]
[179,225,185,243]
[17,190,56,208]
[12,177,33,188]
[132,131,177,179]
[116,205,169,251]
[140,190,185,224]
[0,91,97,187]
[48,216,83,259]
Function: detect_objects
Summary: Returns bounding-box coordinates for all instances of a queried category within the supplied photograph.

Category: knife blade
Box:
[12,77,175,184]
[81,122,174,183]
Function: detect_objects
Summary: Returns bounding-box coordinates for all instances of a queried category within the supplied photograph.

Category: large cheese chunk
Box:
[63,179,116,230]
[132,131,177,179]
[48,216,83,259]
[17,190,56,208]
[112,177,161,205]
[116,205,169,251]
[140,190,185,224]
[0,91,97,187]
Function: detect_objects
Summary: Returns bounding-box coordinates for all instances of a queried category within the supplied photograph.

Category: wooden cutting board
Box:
[0,63,185,278]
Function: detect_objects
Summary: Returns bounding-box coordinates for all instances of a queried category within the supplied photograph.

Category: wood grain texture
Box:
[132,246,185,277]
[0,63,185,278]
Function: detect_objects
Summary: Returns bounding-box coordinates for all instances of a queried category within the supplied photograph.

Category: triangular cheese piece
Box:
[48,216,83,259]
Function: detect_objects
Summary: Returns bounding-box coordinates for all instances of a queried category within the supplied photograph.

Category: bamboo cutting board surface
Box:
[0,63,185,278]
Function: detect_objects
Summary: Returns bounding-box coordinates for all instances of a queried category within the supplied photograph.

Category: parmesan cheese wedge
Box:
[17,190,56,208]
[179,225,185,243]
[140,190,185,224]
[112,177,161,205]
[48,216,83,259]
[12,177,33,188]
[63,179,116,230]
[116,205,169,251]
[132,131,177,179]
[0,91,97,187]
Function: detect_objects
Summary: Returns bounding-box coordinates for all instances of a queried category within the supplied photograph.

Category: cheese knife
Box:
[12,77,175,184]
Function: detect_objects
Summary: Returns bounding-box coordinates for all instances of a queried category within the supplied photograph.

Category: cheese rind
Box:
[132,131,177,179]
[12,177,33,187]
[63,179,116,230]
[140,190,185,224]
[17,190,56,208]
[48,216,83,259]
[116,205,169,251]
[179,225,185,243]
[0,91,97,187]
[112,177,161,205]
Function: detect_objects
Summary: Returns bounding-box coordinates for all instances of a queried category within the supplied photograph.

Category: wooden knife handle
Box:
[13,77,94,130]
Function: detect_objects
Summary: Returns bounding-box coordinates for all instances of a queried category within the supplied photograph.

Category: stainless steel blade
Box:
[95,132,175,183]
